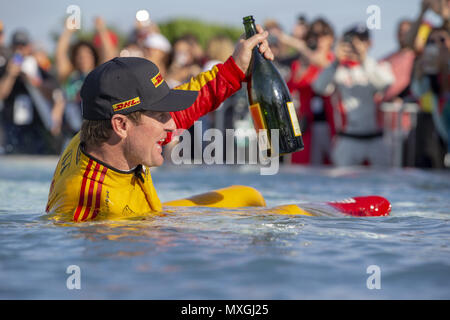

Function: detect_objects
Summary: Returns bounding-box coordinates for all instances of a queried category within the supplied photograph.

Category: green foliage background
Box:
[51,17,243,50]
[158,18,243,47]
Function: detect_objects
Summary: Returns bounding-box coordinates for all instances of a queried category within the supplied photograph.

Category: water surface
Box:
[0,156,449,299]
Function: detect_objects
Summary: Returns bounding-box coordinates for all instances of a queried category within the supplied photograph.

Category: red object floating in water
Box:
[327,196,392,217]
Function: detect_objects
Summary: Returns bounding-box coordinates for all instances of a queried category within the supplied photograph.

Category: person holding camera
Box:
[0,30,64,154]
[269,18,336,165]
[313,24,394,167]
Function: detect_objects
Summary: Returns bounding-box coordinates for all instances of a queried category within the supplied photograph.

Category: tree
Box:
[158,18,242,48]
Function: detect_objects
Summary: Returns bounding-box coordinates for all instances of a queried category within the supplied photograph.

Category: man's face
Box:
[428,30,450,51]
[125,111,176,168]
[317,34,334,51]
[75,45,96,74]
[173,41,194,66]
[293,22,308,40]
[15,44,32,57]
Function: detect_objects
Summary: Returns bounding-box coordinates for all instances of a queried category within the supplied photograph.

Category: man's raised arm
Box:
[170,25,274,131]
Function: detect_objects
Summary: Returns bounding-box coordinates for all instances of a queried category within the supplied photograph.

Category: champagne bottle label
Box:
[286,102,302,137]
[249,103,270,152]
[249,103,266,131]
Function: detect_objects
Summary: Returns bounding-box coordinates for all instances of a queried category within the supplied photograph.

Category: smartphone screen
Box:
[13,53,24,65]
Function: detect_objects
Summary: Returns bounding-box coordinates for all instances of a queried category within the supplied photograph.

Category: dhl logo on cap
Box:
[112,97,141,112]
[151,72,164,88]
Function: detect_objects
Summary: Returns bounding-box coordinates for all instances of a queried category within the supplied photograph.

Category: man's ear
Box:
[111,115,130,139]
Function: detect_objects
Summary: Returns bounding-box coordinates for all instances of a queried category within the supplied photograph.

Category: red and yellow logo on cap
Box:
[112,97,141,112]
[151,72,164,88]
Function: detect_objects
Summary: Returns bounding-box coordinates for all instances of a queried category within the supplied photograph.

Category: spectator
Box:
[0,30,64,154]
[129,10,160,48]
[55,23,99,141]
[382,0,449,103]
[166,35,202,88]
[402,0,450,55]
[426,0,450,30]
[264,20,289,59]
[0,20,10,69]
[143,32,171,77]
[183,33,205,67]
[201,35,250,163]
[92,17,119,63]
[203,34,235,133]
[0,20,10,153]
[381,19,417,102]
[292,15,309,41]
[203,35,234,71]
[164,35,235,163]
[33,44,52,73]
[33,44,65,137]
[165,34,206,163]
[120,42,144,58]
[274,18,336,165]
[313,24,394,167]
[410,26,449,168]
[264,19,295,80]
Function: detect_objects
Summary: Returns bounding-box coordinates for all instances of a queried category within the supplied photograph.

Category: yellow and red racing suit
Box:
[46,57,245,222]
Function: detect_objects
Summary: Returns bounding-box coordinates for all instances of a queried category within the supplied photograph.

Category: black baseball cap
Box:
[80,57,198,120]
[343,24,370,41]
[11,29,30,47]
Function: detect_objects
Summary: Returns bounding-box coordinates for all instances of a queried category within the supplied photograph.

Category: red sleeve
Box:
[170,56,245,131]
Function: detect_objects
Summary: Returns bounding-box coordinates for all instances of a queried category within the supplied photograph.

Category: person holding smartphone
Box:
[313,24,394,167]
[0,30,63,154]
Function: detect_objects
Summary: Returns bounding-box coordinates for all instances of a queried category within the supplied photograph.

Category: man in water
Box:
[46,26,274,222]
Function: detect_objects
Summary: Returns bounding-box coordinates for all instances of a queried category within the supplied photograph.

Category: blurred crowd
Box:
[0,0,449,168]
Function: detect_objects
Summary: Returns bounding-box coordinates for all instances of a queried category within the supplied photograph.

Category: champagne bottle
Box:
[243,15,304,157]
